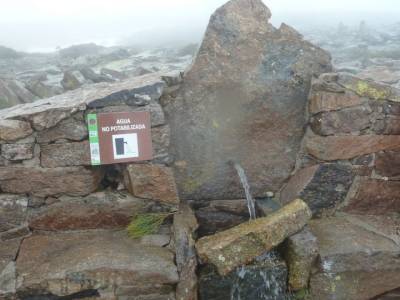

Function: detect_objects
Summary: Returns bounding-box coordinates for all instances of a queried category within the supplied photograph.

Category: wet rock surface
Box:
[198,251,288,300]
[165,0,331,201]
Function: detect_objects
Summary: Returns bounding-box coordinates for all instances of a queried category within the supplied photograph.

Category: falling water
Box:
[232,162,257,220]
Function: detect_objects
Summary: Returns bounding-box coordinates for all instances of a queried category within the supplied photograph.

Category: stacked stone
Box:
[0,72,183,299]
[281,73,400,299]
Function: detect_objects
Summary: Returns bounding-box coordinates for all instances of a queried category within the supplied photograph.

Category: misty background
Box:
[1,0,400,52]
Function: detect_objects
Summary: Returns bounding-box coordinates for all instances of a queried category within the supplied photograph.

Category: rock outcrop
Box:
[164,0,332,200]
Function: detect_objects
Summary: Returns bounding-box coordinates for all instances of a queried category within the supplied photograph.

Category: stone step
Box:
[309,214,400,300]
[12,230,178,299]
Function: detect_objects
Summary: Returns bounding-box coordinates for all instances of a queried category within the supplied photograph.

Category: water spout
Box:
[231,162,257,220]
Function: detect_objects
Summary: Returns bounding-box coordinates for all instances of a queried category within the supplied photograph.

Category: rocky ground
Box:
[302,21,400,89]
[0,43,196,108]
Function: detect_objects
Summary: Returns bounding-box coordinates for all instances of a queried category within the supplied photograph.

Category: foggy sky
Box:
[1,0,399,52]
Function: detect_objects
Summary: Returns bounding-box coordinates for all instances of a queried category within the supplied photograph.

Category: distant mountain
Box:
[0,45,25,59]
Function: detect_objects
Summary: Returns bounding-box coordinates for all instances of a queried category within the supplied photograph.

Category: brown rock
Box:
[16,231,179,297]
[193,199,255,236]
[0,119,33,142]
[305,134,400,161]
[382,116,400,135]
[309,215,400,300]
[309,90,364,115]
[36,113,87,143]
[310,106,372,136]
[164,0,332,200]
[0,166,103,197]
[342,178,400,215]
[29,191,166,231]
[376,150,400,177]
[1,143,33,161]
[40,141,91,168]
[195,199,312,276]
[280,163,354,216]
[125,164,179,204]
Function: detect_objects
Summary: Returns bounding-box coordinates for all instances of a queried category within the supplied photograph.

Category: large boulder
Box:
[196,199,312,275]
[0,78,36,109]
[164,0,332,200]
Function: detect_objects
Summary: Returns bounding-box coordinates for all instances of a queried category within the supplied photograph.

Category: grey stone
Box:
[284,227,318,291]
[152,125,171,164]
[193,199,254,236]
[40,141,91,167]
[61,71,82,91]
[280,163,354,216]
[174,203,198,300]
[36,113,88,143]
[0,73,166,131]
[0,78,37,109]
[0,194,28,233]
[1,143,33,161]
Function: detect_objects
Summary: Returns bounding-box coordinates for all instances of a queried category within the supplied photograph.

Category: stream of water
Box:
[233,162,257,220]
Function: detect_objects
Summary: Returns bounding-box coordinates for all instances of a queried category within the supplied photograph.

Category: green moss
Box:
[127,212,172,239]
[293,288,312,300]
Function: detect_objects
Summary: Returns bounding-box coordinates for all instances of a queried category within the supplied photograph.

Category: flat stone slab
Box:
[0,72,166,131]
[29,191,172,231]
[309,214,400,300]
[0,166,103,197]
[196,199,312,275]
[16,230,179,297]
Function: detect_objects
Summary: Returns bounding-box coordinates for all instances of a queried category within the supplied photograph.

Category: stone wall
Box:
[280,72,400,299]
[0,72,187,299]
